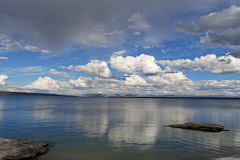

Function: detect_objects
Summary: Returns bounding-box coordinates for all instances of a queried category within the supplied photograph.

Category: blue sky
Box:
[1,0,240,96]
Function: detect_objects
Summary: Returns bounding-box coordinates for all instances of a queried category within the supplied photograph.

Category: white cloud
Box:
[143,46,151,49]
[94,77,120,84]
[40,49,51,54]
[158,54,240,74]
[19,66,46,73]
[24,45,51,54]
[69,76,95,88]
[111,50,126,57]
[149,72,193,86]
[67,65,74,70]
[24,45,39,52]
[75,60,116,78]
[0,74,8,86]
[20,73,240,96]
[123,74,150,86]
[194,80,240,90]
[0,57,8,60]
[133,32,141,35]
[59,66,66,69]
[24,76,96,91]
[25,76,69,90]
[110,54,173,76]
[127,10,152,30]
[49,69,71,78]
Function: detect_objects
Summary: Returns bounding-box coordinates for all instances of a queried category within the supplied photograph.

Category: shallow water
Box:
[0,95,240,159]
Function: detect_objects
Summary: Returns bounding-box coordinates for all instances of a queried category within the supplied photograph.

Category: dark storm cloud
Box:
[227,50,240,58]
[205,29,240,46]
[0,0,232,50]
[174,5,240,34]
[174,5,240,58]
[0,0,134,49]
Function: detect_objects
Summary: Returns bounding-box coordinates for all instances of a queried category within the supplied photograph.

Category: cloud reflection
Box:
[108,100,161,146]
[75,101,109,138]
[0,99,4,120]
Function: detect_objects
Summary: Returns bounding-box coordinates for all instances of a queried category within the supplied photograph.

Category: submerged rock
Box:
[167,122,230,132]
[0,138,48,160]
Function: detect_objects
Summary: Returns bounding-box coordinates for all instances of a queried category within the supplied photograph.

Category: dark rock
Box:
[0,138,49,160]
[167,122,230,132]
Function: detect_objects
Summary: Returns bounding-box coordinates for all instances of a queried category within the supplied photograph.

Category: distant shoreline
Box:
[0,91,67,96]
[0,91,240,99]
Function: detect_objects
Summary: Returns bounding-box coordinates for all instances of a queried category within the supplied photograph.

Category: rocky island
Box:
[167,122,230,132]
[0,138,48,160]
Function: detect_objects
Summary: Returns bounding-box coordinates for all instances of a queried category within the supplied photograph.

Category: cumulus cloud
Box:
[175,5,240,57]
[158,54,240,74]
[67,65,74,70]
[0,74,8,86]
[69,76,95,88]
[149,72,193,86]
[123,74,150,86]
[49,69,71,78]
[75,60,116,78]
[148,72,240,95]
[194,80,240,90]
[59,66,66,69]
[110,54,174,76]
[25,76,69,90]
[0,57,9,60]
[21,73,240,96]
[25,76,98,91]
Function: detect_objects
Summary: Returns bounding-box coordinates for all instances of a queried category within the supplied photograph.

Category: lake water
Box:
[0,95,240,160]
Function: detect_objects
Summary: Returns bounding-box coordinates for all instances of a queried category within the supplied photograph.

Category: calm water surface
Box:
[0,95,240,160]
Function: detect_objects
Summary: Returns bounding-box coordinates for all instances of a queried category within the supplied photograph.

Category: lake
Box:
[0,95,240,160]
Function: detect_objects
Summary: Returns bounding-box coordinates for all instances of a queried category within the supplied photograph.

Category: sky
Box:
[1,0,240,96]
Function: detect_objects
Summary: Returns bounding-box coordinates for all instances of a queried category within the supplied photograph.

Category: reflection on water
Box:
[0,99,4,120]
[0,96,240,159]
[75,103,108,138]
[33,98,55,121]
[108,100,160,146]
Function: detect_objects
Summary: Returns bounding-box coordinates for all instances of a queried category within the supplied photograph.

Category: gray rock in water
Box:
[0,138,48,160]
[167,122,230,132]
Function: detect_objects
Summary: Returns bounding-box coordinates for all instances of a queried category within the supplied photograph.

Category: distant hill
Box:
[0,91,66,96]
[0,91,239,99]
